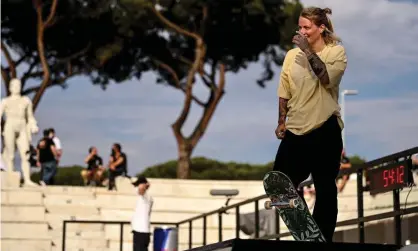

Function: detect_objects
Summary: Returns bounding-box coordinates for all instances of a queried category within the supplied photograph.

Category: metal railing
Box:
[175,146,418,249]
[61,146,418,250]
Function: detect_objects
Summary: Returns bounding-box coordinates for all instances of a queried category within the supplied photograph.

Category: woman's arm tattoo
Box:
[278,97,289,125]
[304,49,330,86]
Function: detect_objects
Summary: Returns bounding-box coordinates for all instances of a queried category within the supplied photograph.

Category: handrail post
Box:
[393,189,401,246]
[357,169,365,243]
[255,201,259,238]
[189,221,192,249]
[218,212,223,242]
[176,223,180,247]
[203,216,207,246]
[62,221,67,251]
[120,223,124,251]
[235,206,240,238]
[275,210,280,240]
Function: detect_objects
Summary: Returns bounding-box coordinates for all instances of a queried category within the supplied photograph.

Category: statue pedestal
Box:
[0,171,21,188]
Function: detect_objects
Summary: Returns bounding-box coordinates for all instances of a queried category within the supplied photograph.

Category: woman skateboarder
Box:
[273,6,347,242]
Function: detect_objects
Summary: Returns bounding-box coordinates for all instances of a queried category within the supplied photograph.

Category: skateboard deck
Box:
[263,171,326,242]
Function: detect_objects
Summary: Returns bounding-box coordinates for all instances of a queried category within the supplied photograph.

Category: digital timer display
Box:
[383,165,405,187]
[367,159,413,195]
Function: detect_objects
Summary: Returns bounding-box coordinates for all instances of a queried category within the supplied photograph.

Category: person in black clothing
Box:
[81,146,104,186]
[36,129,58,185]
[28,144,38,167]
[108,143,128,190]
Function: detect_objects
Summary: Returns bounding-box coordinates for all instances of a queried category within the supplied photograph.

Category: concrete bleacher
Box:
[1,171,417,251]
[0,172,264,251]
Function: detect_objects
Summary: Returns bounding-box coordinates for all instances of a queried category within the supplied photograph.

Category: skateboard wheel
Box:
[264,201,272,210]
[289,199,298,208]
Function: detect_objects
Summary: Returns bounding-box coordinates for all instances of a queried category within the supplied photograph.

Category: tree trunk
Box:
[1,41,16,96]
[152,6,226,179]
[177,141,192,179]
[31,0,57,112]
[172,63,225,179]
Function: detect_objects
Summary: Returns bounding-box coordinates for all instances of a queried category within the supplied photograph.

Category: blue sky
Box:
[1,0,418,176]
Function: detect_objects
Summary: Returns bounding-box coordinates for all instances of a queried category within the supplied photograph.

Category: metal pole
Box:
[275,210,280,240]
[120,223,124,251]
[218,212,223,242]
[340,89,359,149]
[255,201,259,238]
[189,221,192,249]
[357,170,365,243]
[62,221,67,251]
[203,216,207,246]
[393,189,402,246]
[341,92,346,148]
[235,207,240,238]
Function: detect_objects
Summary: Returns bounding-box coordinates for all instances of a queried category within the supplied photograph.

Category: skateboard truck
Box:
[264,199,298,210]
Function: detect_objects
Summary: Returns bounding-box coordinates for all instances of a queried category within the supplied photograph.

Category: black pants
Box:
[108,169,125,190]
[133,231,150,251]
[273,115,343,242]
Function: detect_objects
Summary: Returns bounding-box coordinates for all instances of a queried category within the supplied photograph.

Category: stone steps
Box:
[1,222,50,239]
[0,238,52,251]
[1,205,46,222]
[1,189,43,205]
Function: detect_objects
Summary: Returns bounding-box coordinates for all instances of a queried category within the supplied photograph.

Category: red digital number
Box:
[398,165,404,184]
[390,169,395,185]
[396,167,400,184]
[383,170,389,187]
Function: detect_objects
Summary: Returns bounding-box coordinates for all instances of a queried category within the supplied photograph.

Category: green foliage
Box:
[140,155,367,180]
[1,0,124,92]
[31,165,85,186]
[28,154,367,185]
[2,0,303,90]
[81,0,305,88]
[139,155,367,180]
[348,155,367,165]
[140,156,273,180]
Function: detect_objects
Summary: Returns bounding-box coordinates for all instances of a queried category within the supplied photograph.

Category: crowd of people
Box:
[29,131,130,190]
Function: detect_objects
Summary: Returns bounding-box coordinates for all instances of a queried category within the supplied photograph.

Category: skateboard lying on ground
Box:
[263,170,326,242]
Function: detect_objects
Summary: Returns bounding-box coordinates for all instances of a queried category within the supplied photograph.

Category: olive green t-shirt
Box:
[277,44,348,135]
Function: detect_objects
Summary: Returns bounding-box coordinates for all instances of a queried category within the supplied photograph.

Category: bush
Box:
[29,155,366,185]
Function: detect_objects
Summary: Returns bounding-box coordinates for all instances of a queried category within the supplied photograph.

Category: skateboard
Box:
[263,171,326,242]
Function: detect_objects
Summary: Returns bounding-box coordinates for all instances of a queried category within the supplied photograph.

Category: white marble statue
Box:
[0,78,39,186]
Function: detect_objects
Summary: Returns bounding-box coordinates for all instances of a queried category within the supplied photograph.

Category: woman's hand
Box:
[275,123,286,139]
[292,32,311,52]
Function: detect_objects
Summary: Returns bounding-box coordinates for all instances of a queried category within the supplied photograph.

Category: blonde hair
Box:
[300,7,341,45]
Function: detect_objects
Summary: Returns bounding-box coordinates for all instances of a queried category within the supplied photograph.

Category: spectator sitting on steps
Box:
[81,146,104,186]
[108,143,128,191]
